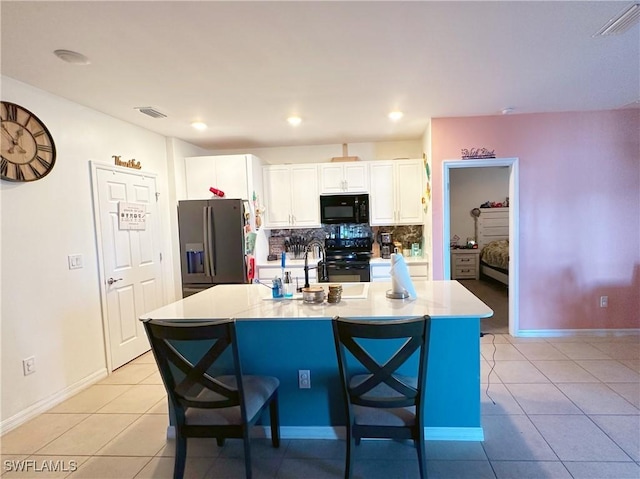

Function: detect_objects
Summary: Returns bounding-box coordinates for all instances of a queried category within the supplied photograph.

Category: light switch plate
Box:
[68,254,83,270]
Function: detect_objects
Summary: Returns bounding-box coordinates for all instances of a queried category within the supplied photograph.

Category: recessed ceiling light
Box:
[191,122,208,130]
[388,111,404,121]
[53,49,90,65]
[287,116,302,126]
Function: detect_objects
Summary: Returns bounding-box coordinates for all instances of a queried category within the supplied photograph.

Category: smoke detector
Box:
[135,107,167,119]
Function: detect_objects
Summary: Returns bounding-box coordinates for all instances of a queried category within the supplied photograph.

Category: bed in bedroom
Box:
[477,208,509,286]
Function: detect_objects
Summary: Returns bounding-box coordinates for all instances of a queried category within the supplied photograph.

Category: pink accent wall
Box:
[432,110,640,330]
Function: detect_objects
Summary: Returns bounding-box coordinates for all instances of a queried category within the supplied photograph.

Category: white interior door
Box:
[93,163,163,370]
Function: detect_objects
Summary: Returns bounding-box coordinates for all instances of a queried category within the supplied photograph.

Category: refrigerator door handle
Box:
[203,206,216,277]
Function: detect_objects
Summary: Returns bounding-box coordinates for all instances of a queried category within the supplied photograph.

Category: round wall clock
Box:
[1,101,56,182]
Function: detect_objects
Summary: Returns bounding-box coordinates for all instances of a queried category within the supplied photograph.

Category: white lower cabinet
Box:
[263,164,320,228]
[370,261,429,282]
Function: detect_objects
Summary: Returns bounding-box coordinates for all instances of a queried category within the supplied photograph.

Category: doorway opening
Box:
[443,158,520,336]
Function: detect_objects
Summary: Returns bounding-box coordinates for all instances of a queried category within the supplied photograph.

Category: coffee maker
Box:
[380,232,393,259]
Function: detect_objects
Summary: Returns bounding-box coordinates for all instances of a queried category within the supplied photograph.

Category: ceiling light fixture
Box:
[388,111,404,121]
[53,49,90,65]
[594,3,640,36]
[287,116,302,126]
[501,107,515,115]
[191,122,208,130]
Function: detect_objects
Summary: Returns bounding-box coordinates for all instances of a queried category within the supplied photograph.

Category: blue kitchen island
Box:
[140,280,493,441]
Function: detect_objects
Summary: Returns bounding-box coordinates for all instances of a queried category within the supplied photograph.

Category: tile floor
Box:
[1,334,638,478]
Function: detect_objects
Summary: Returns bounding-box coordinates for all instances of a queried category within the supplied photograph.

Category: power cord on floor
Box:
[481,332,497,405]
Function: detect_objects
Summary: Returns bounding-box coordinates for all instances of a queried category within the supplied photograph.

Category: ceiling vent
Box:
[135,107,167,119]
[594,3,640,36]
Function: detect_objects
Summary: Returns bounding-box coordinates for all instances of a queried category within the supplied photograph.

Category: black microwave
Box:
[320,194,369,224]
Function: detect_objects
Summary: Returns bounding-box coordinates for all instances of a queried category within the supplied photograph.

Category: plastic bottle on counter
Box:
[271,277,283,298]
[283,271,294,298]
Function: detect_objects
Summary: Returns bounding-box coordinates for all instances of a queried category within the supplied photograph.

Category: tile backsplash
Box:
[267,224,423,258]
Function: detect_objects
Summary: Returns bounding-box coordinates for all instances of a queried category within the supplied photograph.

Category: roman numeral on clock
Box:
[1,158,8,176]
[37,144,53,153]
[6,104,18,122]
[15,163,25,181]
[35,155,51,169]
[28,163,43,179]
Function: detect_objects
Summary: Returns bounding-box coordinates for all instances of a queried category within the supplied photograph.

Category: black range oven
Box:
[322,237,372,283]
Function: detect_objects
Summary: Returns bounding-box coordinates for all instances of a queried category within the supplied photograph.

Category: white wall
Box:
[449,166,510,245]
[0,77,178,429]
[208,139,422,164]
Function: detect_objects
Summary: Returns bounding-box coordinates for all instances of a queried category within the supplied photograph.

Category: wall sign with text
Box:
[118,202,147,230]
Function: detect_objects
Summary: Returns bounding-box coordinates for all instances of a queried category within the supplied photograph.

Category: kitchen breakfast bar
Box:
[140,280,493,441]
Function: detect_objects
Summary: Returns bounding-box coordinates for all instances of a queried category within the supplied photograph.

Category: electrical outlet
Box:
[599,296,608,308]
[298,369,311,389]
[22,356,36,376]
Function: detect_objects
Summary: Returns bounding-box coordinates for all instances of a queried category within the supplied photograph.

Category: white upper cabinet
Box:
[319,162,369,194]
[185,155,250,200]
[263,164,320,228]
[369,159,424,226]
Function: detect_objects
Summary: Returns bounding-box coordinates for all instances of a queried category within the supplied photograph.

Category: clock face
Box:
[1,102,56,182]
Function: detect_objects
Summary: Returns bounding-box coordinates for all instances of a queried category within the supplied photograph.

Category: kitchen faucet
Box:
[303,239,328,289]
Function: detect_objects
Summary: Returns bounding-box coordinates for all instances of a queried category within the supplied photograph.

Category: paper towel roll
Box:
[390,253,417,298]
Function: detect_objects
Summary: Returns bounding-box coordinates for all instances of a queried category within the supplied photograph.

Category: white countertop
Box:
[140,280,493,322]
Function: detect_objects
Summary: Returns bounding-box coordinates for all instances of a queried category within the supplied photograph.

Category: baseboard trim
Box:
[0,368,108,436]
[516,328,640,338]
[249,426,484,441]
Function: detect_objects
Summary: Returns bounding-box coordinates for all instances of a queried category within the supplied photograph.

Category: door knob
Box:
[107,277,123,285]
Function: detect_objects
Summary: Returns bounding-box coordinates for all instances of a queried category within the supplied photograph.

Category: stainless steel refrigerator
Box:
[178,199,247,297]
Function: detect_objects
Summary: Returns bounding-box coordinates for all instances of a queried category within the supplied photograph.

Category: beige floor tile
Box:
[98,364,158,385]
[506,383,582,415]
[48,385,132,414]
[139,371,163,385]
[481,334,510,344]
[551,341,612,359]
[129,351,156,365]
[146,397,170,415]
[607,382,640,408]
[36,414,140,456]
[529,415,630,461]
[619,359,640,372]
[96,384,166,414]
[481,343,525,361]
[481,415,558,461]
[531,360,598,383]
[555,383,639,415]
[96,415,169,457]
[0,414,88,455]
[66,456,150,479]
[135,456,215,479]
[481,383,525,416]
[0,455,27,477]
[590,342,640,360]
[492,460,571,478]
[512,343,569,360]
[563,461,640,479]
[480,358,502,385]
[590,415,640,461]
[1,455,89,478]
[491,361,549,383]
[156,438,223,458]
[576,359,640,383]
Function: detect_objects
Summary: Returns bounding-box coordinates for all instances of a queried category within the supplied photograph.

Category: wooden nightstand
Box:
[450,249,480,280]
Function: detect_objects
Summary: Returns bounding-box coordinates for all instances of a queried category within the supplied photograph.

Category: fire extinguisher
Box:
[209,187,225,197]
